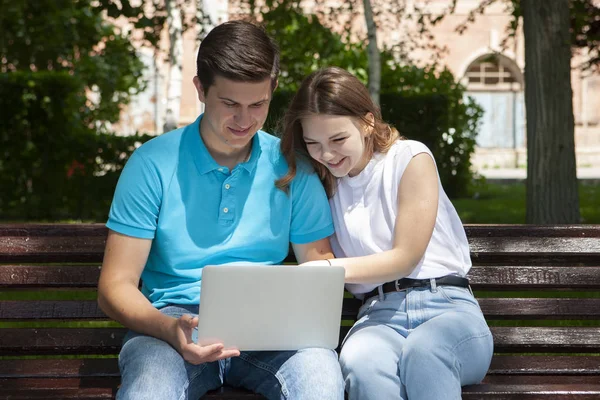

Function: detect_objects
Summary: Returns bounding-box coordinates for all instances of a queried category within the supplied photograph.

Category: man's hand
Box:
[171,314,240,365]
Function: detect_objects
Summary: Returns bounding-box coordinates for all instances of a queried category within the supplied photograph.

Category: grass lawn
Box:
[452,181,600,224]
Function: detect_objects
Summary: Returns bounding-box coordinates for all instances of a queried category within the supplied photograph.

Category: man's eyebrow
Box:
[218,97,268,105]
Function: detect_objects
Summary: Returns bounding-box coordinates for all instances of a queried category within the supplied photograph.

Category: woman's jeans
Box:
[339,284,494,400]
[116,305,344,400]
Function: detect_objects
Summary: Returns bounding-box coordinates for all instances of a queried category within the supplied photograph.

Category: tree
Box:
[522,1,579,223]
[164,0,184,131]
[363,0,381,104]
[0,0,146,130]
[430,0,599,223]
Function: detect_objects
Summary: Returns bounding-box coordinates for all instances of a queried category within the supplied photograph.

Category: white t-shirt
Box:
[330,140,472,296]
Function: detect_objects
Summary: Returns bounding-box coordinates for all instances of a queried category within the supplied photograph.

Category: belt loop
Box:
[377,285,385,301]
[430,278,438,293]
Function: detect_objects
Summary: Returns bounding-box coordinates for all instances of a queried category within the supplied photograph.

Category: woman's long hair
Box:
[276,67,401,198]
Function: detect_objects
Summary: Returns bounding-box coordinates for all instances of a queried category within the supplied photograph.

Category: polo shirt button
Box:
[218,168,223,172]
[225,184,231,190]
[223,207,229,213]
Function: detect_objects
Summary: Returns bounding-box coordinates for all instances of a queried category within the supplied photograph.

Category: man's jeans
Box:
[116,305,344,400]
[339,285,494,400]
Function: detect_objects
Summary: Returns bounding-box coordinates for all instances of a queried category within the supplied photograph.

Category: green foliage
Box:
[0,0,153,221]
[380,62,484,198]
[0,0,145,128]
[260,2,368,91]
[570,0,600,70]
[0,72,153,221]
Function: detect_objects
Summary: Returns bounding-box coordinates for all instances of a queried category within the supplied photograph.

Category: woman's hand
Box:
[299,260,332,267]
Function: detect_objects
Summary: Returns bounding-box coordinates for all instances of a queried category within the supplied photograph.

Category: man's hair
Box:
[196,20,280,93]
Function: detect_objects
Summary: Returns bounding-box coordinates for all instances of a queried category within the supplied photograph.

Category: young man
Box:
[98,21,344,400]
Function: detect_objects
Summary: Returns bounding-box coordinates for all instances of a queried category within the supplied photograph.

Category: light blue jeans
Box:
[117,305,344,400]
[339,284,494,400]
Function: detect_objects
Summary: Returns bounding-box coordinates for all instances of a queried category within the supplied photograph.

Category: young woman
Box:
[277,66,493,400]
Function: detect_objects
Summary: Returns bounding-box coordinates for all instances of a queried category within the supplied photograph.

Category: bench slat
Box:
[469,237,600,254]
[464,225,600,238]
[0,265,101,287]
[3,298,599,320]
[0,300,362,320]
[469,266,600,289]
[0,377,117,391]
[3,264,600,289]
[0,386,115,399]
[492,327,600,353]
[0,225,107,263]
[0,384,262,399]
[2,384,598,400]
[5,326,595,355]
[481,376,600,385]
[3,224,597,238]
[337,326,600,353]
[2,224,599,264]
[2,355,598,379]
[462,383,600,399]
[478,298,600,319]
[1,362,599,400]
[0,328,126,356]
[0,328,350,356]
[488,355,600,375]
[0,301,108,320]
[0,359,118,378]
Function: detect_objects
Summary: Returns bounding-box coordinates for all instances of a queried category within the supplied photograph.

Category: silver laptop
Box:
[195,264,346,351]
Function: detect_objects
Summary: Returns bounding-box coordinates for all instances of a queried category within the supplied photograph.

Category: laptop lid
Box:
[195,264,345,351]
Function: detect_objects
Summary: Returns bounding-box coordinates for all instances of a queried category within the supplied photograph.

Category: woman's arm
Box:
[329,153,439,284]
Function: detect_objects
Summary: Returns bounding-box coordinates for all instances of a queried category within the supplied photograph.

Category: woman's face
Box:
[301,114,370,178]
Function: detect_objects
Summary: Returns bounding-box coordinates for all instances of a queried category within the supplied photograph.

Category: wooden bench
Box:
[1,223,599,399]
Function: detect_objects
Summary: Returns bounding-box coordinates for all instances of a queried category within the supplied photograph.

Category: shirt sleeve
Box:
[106,150,162,239]
[289,162,334,244]
[394,140,435,178]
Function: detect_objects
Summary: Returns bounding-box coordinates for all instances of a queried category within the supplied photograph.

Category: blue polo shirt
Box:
[107,115,334,308]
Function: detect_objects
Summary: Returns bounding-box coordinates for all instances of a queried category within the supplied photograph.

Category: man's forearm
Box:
[98,283,177,346]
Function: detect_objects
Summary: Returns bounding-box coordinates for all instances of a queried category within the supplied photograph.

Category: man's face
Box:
[194,75,273,154]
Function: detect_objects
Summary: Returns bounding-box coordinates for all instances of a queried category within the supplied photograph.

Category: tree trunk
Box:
[363,0,380,105]
[164,0,183,132]
[522,0,579,224]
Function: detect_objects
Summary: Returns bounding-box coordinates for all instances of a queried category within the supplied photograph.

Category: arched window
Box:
[464,54,525,150]
[464,54,523,90]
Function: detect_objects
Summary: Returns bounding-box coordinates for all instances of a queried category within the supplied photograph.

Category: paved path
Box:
[477,168,600,180]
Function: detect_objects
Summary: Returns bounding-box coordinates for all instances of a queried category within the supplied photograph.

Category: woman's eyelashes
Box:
[304,136,347,147]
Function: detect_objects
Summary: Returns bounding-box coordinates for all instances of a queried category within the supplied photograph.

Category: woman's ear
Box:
[364,112,375,136]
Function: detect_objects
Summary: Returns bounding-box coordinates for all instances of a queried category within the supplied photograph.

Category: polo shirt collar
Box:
[189,114,262,175]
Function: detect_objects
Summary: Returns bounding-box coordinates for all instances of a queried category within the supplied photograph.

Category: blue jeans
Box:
[116,305,344,400]
[339,285,494,400]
